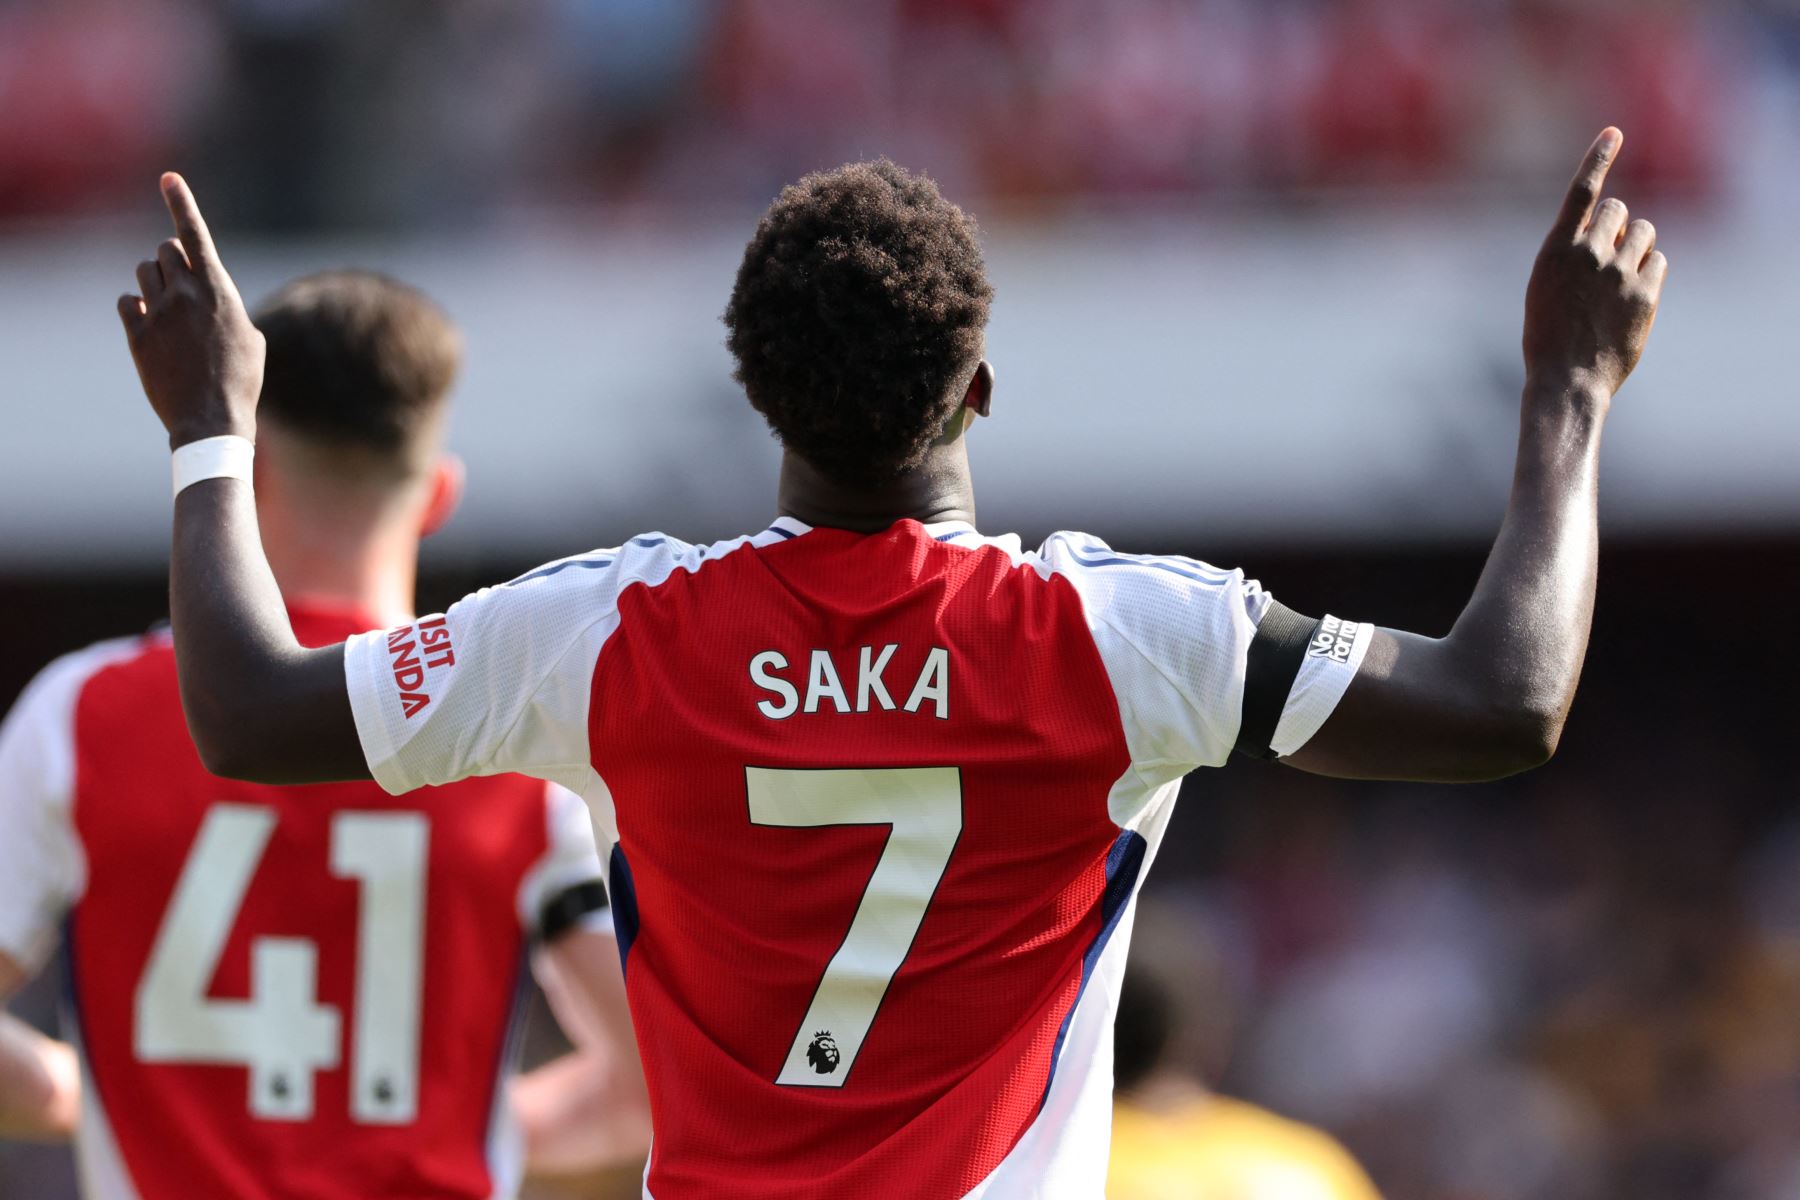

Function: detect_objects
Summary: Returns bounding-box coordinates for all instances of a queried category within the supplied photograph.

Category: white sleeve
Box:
[518,784,612,941]
[0,650,111,976]
[1040,533,1370,774]
[343,537,694,795]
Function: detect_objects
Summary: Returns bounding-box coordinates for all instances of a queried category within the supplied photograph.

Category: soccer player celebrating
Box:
[114,128,1662,1198]
[0,272,649,1197]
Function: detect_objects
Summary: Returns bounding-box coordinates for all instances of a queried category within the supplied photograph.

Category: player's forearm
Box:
[519,935,652,1174]
[1288,131,1662,784]
[0,1013,78,1141]
[1293,379,1609,783]
[120,176,368,784]
[513,1052,652,1176]
[171,479,365,783]
[1429,125,1659,769]
[1442,378,1609,760]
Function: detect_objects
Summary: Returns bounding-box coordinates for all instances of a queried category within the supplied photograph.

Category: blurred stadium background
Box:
[3,0,1800,1197]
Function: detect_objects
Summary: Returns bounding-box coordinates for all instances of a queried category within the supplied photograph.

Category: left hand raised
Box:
[118,173,264,449]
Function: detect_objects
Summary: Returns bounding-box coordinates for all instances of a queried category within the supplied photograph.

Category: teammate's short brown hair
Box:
[253,270,462,472]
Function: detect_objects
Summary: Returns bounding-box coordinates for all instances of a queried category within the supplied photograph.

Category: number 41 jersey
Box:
[344,519,1371,1199]
[0,605,609,1200]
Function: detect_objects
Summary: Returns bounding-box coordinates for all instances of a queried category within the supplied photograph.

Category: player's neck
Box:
[261,521,419,628]
[776,445,977,533]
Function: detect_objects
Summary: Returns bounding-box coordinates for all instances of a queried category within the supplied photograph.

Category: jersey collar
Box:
[766,516,812,541]
[765,516,982,543]
[922,519,979,543]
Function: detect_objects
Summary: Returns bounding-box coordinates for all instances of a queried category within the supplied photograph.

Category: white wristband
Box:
[172,435,255,498]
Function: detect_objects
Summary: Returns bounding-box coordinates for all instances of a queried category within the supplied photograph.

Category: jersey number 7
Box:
[747,767,962,1088]
[133,804,428,1123]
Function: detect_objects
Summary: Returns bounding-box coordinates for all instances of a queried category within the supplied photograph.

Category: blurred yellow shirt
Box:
[1108,1095,1382,1200]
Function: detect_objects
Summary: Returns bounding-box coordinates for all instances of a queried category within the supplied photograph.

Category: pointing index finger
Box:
[160,172,217,274]
[1555,128,1623,240]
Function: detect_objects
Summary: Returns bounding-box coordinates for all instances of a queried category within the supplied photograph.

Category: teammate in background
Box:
[0,271,650,1197]
[1109,904,1381,1200]
[115,128,1662,1199]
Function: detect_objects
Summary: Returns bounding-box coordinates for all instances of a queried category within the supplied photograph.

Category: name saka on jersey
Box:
[341,517,1371,1200]
[749,646,949,720]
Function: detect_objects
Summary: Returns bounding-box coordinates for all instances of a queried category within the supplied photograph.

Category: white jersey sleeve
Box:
[343,535,700,796]
[0,640,142,975]
[1040,533,1370,777]
[517,783,613,941]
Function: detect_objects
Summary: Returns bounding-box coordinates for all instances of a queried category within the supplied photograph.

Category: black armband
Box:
[1234,600,1321,761]
[537,879,609,944]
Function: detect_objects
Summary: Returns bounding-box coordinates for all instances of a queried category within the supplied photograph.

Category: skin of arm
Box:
[512,929,651,1176]
[1286,127,1666,782]
[121,133,1662,789]
[118,178,366,784]
[0,953,79,1142]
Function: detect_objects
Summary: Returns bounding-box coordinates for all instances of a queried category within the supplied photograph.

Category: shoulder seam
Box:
[499,535,679,591]
[485,535,762,770]
[1089,605,1226,769]
[1040,555,1236,770]
[485,608,619,775]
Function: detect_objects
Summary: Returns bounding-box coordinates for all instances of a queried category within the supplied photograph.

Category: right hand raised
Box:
[118,173,265,449]
[1522,128,1667,400]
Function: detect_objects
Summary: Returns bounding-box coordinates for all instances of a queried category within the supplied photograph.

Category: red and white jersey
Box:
[342,519,1370,1199]
[0,605,609,1200]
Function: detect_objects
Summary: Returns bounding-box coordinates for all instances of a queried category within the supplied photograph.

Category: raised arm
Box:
[1284,128,1666,782]
[118,175,367,784]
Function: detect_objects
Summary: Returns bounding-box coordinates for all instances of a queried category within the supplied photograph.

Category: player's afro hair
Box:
[724,160,994,487]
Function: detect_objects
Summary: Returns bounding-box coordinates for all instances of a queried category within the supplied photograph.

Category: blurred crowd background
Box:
[3,2,1799,1199]
[1141,542,1800,1200]
[2,0,1795,229]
